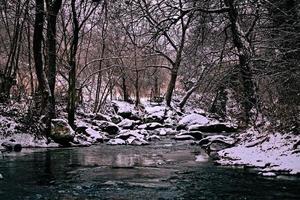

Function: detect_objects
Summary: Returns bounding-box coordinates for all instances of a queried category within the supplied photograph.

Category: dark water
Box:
[0,140,299,200]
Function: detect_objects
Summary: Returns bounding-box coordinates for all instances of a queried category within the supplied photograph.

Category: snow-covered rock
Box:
[146,135,161,141]
[50,119,75,146]
[178,114,209,130]
[126,136,149,145]
[137,122,163,130]
[144,106,166,123]
[118,119,137,129]
[116,130,145,140]
[107,138,126,145]
[85,128,105,143]
[112,101,134,118]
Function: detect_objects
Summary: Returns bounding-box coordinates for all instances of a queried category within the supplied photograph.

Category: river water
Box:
[0,139,299,200]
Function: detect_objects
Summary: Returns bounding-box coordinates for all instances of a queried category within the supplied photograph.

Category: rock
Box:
[126,137,149,145]
[112,101,134,118]
[107,138,126,145]
[51,119,75,146]
[209,151,220,160]
[198,135,235,146]
[259,172,276,177]
[146,135,161,141]
[110,115,123,124]
[116,130,144,140]
[94,113,111,121]
[198,135,235,152]
[75,126,88,134]
[177,114,209,130]
[174,134,195,140]
[209,140,232,151]
[158,128,167,136]
[188,123,237,133]
[144,106,166,123]
[85,128,104,143]
[137,122,163,130]
[118,119,136,129]
[0,173,3,179]
[179,131,203,140]
[97,121,120,135]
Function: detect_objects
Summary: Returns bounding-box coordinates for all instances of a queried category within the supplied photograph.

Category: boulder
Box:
[97,121,120,135]
[51,119,75,146]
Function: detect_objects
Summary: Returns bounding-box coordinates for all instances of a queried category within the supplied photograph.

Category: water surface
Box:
[0,140,299,200]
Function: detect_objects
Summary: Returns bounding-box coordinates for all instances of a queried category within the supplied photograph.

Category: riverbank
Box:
[217,128,300,176]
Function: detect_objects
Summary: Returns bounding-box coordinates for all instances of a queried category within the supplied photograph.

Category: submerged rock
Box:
[51,119,75,146]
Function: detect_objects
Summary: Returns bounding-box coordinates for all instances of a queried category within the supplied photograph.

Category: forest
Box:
[0,0,299,199]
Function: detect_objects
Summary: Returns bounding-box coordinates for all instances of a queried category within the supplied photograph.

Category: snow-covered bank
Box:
[217,128,300,176]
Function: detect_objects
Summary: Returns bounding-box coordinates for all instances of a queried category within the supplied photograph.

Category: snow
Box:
[217,130,300,175]
[179,114,209,127]
[112,101,134,114]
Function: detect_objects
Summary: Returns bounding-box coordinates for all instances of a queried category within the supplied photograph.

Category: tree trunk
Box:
[33,0,49,114]
[68,0,79,128]
[46,0,63,121]
[225,0,257,124]
[165,65,179,107]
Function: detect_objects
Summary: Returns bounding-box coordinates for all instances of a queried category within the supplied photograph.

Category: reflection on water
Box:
[0,141,300,200]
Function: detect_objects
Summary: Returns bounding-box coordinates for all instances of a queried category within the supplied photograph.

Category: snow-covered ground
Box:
[217,128,300,176]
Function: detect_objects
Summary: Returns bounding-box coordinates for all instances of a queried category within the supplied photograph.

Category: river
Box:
[0,139,299,200]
